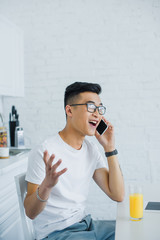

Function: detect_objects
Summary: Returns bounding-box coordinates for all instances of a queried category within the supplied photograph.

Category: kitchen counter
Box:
[0,150,30,176]
[0,150,30,240]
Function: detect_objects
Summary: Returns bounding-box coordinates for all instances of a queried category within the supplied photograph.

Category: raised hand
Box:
[43,150,67,189]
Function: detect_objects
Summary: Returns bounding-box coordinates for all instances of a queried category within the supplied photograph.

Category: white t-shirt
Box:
[25,133,106,240]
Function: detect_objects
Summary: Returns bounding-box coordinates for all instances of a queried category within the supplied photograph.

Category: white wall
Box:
[0,97,3,114]
[0,0,160,220]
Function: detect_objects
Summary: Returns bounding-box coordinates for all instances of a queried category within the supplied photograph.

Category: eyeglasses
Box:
[70,103,106,115]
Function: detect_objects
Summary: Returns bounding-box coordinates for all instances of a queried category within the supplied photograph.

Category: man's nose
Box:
[92,108,99,117]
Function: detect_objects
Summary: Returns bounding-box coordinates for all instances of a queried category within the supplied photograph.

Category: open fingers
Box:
[43,151,55,170]
[43,151,67,177]
[47,154,56,170]
[51,159,68,178]
[51,159,62,172]
[43,150,49,165]
[57,167,68,177]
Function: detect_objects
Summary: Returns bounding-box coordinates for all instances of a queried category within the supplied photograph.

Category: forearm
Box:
[24,180,52,219]
[107,155,125,202]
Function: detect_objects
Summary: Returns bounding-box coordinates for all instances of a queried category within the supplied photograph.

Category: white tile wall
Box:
[0,0,160,220]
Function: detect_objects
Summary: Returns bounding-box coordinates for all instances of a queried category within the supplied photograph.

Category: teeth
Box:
[89,121,97,125]
[90,121,97,124]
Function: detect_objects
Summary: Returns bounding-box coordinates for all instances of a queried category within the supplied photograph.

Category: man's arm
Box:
[94,118,125,202]
[93,155,124,202]
[24,151,67,219]
[24,180,52,219]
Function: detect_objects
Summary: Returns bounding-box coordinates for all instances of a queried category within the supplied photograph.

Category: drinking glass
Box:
[129,185,143,221]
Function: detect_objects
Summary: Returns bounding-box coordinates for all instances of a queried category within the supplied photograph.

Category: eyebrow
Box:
[86,101,103,105]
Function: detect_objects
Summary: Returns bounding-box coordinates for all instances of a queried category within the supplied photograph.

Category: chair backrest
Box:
[15,173,35,240]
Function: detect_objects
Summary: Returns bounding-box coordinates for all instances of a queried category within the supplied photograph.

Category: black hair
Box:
[64,82,101,108]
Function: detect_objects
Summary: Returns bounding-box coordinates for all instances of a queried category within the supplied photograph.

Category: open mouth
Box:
[89,120,98,127]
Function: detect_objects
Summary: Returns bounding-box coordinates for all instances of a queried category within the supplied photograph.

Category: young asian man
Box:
[24,82,125,240]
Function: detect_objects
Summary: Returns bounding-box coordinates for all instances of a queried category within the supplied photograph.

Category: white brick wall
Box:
[0,97,3,114]
[0,0,160,220]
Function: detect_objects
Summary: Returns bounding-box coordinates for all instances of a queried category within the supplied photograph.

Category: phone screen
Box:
[96,119,108,135]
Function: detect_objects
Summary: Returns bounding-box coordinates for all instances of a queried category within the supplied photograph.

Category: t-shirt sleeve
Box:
[25,144,46,185]
[92,142,106,170]
[95,152,106,169]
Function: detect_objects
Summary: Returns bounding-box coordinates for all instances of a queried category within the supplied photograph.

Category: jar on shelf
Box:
[0,126,7,147]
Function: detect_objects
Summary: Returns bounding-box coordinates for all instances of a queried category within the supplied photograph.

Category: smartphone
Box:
[96,119,108,135]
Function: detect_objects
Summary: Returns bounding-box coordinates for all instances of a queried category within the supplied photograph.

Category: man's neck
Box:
[59,126,85,150]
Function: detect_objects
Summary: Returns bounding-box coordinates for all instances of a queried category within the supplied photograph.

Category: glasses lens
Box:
[87,103,96,113]
[98,106,106,115]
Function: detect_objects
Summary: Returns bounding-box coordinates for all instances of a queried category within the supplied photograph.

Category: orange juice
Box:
[130,193,143,220]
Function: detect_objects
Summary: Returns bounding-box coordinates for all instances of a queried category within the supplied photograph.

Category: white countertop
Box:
[115,184,160,240]
[0,151,30,176]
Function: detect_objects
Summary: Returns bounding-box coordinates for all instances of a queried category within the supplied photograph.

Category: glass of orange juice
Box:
[129,185,143,221]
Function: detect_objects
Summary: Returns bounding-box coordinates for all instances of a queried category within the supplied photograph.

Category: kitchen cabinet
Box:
[0,15,24,97]
[0,153,29,240]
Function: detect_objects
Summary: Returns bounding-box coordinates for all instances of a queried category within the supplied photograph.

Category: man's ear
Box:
[65,105,72,117]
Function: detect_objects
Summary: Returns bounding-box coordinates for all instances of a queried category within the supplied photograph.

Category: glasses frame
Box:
[70,103,106,115]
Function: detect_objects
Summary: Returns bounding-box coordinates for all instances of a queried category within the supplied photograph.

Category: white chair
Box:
[15,172,35,240]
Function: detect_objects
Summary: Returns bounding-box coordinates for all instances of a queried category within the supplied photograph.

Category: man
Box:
[24,82,125,240]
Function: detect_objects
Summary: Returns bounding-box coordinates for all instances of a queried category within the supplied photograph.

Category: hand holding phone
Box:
[96,119,108,135]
